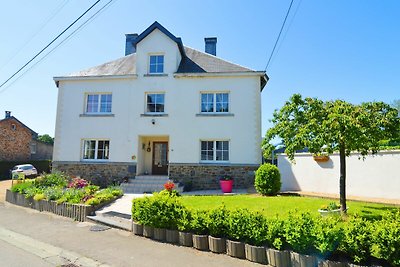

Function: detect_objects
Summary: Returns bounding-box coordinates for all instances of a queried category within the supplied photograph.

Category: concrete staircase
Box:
[121,175,183,194]
[87,211,132,231]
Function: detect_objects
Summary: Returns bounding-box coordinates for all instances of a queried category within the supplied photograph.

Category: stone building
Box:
[0,111,53,161]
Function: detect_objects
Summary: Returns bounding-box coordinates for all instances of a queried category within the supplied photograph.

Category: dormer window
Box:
[149,55,164,74]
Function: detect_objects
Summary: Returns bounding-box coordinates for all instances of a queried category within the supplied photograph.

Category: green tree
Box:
[38,134,54,145]
[263,94,400,212]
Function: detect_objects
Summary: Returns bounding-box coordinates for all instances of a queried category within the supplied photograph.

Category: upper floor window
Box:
[200,140,229,161]
[149,55,164,74]
[146,93,165,113]
[201,93,229,113]
[83,139,109,160]
[86,93,112,113]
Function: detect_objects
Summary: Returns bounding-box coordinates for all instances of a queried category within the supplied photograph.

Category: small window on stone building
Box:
[30,143,37,154]
[11,124,16,131]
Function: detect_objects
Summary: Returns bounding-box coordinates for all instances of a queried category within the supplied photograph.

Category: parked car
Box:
[11,164,38,178]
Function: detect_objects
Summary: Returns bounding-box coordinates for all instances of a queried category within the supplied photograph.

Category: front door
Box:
[152,142,168,175]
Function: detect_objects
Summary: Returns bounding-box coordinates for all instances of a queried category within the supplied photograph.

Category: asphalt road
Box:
[0,202,260,267]
[0,238,54,267]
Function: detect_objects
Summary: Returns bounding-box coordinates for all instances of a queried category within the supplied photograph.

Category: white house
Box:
[52,22,268,189]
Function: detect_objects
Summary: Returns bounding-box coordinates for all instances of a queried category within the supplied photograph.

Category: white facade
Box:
[53,22,267,182]
[278,151,400,200]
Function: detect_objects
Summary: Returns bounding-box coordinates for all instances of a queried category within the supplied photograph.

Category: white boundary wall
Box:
[278,150,400,200]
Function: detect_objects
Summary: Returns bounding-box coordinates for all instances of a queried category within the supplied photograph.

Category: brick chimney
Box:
[125,33,139,56]
[205,37,217,56]
[5,111,11,118]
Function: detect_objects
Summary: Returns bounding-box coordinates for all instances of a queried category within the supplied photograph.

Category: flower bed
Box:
[6,172,123,222]
[132,189,400,266]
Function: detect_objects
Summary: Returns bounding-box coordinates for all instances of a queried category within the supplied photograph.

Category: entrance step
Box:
[121,175,183,194]
[87,211,132,232]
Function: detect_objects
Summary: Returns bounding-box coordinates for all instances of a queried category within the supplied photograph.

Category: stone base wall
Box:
[52,161,136,187]
[169,163,258,190]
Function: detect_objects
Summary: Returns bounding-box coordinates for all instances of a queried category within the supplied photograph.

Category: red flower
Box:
[164,181,175,191]
[68,177,89,189]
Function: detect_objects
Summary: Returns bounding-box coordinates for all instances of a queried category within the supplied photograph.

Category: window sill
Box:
[140,113,168,117]
[80,113,115,117]
[81,160,109,163]
[199,161,230,164]
[196,113,234,117]
[144,73,168,77]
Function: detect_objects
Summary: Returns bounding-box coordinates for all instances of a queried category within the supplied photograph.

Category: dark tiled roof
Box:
[68,53,136,77]
[65,46,257,77]
[178,47,255,73]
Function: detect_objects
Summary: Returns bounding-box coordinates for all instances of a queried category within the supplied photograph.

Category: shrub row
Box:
[10,172,123,206]
[132,192,400,266]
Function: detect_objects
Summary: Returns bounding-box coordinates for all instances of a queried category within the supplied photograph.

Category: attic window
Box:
[149,55,164,74]
[11,124,16,131]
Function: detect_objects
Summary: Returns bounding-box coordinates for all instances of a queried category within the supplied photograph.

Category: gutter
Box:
[53,74,138,87]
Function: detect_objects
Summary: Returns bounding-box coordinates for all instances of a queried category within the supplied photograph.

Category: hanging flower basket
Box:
[313,155,330,162]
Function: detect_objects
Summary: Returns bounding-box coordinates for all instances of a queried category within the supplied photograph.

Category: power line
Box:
[0,0,69,71]
[265,0,295,71]
[0,0,101,90]
[274,0,302,64]
[0,0,116,94]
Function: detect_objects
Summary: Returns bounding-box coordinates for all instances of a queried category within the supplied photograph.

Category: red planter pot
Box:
[220,179,233,193]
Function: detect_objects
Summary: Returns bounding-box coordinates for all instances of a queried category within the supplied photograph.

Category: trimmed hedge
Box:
[0,160,51,180]
[132,193,400,266]
[254,163,281,196]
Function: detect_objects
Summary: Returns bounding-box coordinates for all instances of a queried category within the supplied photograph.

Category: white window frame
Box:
[82,139,110,161]
[200,92,229,113]
[148,54,164,74]
[145,92,165,114]
[85,93,112,114]
[200,140,230,162]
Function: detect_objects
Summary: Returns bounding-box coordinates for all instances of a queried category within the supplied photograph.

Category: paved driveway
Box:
[0,180,12,202]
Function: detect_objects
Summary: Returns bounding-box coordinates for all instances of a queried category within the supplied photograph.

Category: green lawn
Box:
[181,194,399,220]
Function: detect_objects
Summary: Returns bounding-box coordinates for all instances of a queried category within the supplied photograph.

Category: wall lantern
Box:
[146,141,151,152]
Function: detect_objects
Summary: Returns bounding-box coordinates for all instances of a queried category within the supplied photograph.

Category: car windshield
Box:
[22,166,32,170]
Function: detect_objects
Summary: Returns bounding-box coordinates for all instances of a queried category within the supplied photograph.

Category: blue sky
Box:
[0,0,399,137]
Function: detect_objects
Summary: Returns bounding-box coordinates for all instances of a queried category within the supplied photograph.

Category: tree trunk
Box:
[339,143,347,213]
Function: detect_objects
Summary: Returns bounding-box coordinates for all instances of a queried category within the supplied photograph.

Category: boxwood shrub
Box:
[254,163,281,196]
[206,205,229,238]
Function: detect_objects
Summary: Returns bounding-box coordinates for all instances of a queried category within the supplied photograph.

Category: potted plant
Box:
[219,175,233,193]
[177,209,193,247]
[207,206,228,254]
[318,202,342,216]
[191,210,209,251]
[153,227,166,241]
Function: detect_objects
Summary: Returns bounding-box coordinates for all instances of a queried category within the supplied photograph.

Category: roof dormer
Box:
[131,21,184,76]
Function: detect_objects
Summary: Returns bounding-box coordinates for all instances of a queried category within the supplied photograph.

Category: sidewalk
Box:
[0,203,258,267]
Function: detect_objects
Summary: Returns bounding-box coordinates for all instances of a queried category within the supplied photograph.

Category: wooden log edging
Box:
[4,189,108,222]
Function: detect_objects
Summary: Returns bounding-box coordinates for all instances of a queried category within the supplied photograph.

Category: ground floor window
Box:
[83,140,109,160]
[200,140,229,161]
